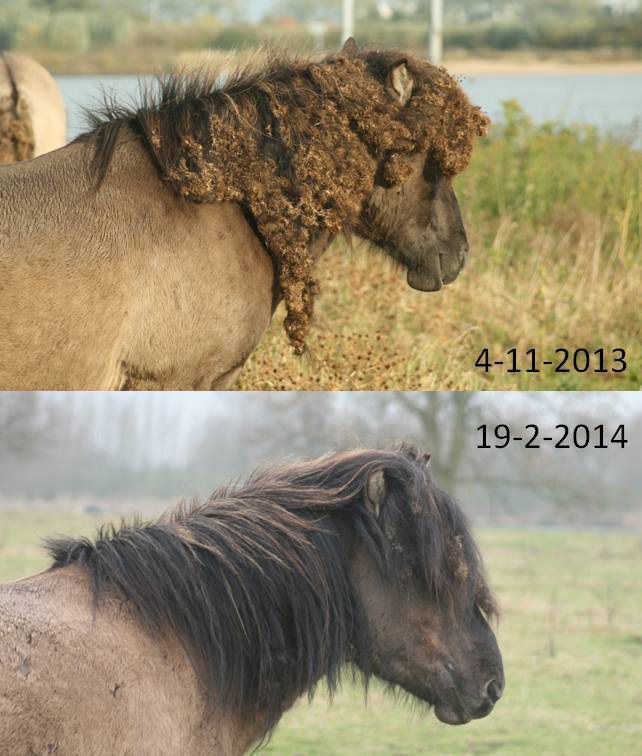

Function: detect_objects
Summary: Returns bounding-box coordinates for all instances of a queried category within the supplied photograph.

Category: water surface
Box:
[56,72,642,141]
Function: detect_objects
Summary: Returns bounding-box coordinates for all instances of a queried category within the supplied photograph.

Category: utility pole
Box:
[430,0,444,65]
[342,0,354,42]
[148,0,159,23]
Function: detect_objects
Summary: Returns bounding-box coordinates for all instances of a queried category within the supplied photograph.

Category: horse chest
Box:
[110,253,274,390]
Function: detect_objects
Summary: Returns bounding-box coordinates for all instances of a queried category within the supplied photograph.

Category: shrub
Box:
[211,26,261,50]
[88,12,132,47]
[0,6,50,50]
[0,12,19,50]
[483,22,537,50]
[458,101,641,254]
[46,11,90,54]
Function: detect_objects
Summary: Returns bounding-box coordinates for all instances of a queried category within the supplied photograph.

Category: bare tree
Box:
[0,394,54,459]
[389,392,482,491]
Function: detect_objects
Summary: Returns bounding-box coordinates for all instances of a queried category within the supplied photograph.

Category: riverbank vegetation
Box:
[1,0,641,74]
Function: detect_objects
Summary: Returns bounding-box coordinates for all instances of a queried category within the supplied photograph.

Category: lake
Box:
[55,72,642,141]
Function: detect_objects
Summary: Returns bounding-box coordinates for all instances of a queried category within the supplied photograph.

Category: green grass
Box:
[1,511,641,754]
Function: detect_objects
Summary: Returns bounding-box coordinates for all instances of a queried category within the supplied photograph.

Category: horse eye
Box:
[423,158,440,185]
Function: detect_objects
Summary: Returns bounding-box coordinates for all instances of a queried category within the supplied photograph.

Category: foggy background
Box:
[1,392,640,528]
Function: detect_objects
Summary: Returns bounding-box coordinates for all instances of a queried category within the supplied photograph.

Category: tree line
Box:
[0,393,639,527]
[1,0,641,56]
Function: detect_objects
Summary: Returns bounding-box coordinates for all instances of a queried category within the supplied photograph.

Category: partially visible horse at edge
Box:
[0,52,66,163]
[0,39,488,389]
[0,445,504,755]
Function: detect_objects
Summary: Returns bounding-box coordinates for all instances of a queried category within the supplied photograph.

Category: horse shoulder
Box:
[102,139,275,389]
[0,136,274,389]
[0,142,131,389]
[121,199,275,389]
[0,567,238,754]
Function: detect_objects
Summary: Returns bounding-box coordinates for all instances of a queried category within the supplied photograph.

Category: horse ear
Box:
[387,60,414,105]
[365,469,386,518]
[423,453,431,464]
[340,37,359,58]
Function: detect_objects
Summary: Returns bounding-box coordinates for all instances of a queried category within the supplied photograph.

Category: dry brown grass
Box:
[237,228,640,391]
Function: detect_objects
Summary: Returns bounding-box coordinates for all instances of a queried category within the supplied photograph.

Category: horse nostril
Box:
[485,678,502,705]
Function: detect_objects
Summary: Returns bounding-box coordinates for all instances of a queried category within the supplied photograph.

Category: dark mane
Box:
[46,444,495,743]
[75,48,489,353]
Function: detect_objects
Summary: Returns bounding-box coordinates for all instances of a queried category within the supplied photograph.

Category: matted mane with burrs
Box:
[77,43,488,353]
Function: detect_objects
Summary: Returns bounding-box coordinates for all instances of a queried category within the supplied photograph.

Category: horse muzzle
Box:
[406,241,468,292]
[434,673,504,726]
[407,267,443,292]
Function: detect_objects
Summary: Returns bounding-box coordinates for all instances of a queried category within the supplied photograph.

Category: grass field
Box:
[237,104,641,391]
[1,511,641,755]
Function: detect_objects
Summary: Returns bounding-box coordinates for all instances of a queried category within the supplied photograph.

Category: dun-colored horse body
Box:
[0,42,487,389]
[0,137,273,389]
